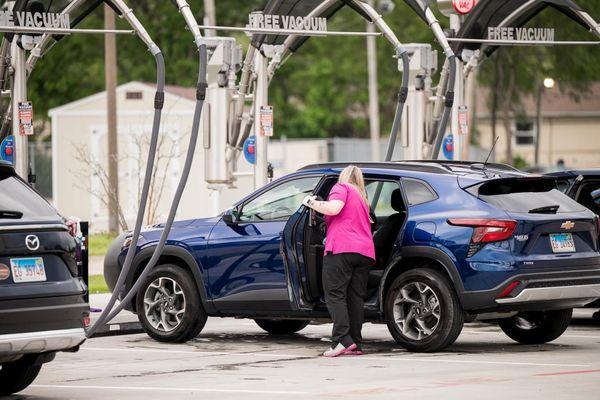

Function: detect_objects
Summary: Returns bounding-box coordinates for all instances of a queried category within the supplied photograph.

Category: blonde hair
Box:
[338,165,368,205]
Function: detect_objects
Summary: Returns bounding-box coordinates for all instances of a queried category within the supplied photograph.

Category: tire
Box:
[499,309,573,345]
[136,264,207,343]
[385,268,464,352]
[0,358,42,396]
[255,319,310,335]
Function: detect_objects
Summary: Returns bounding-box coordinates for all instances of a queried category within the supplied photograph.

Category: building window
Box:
[515,121,535,146]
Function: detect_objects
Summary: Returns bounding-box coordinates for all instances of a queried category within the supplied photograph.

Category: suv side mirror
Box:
[222,208,238,225]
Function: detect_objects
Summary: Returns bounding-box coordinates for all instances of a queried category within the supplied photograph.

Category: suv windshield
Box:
[0,168,60,223]
[471,178,586,214]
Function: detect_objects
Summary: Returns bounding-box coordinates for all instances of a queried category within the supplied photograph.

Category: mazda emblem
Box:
[25,235,40,251]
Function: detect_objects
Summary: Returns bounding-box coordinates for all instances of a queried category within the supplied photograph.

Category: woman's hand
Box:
[302,195,317,207]
[303,196,345,216]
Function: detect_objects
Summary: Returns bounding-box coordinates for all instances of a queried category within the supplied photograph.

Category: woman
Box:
[303,165,375,357]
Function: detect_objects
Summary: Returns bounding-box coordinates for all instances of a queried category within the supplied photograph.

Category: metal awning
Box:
[452,0,591,58]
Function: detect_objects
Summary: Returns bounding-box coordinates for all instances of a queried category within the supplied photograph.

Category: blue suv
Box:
[105,161,600,352]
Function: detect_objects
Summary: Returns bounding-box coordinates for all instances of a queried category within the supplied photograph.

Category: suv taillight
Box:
[448,219,517,244]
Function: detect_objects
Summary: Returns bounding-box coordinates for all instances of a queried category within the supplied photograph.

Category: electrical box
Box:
[202,37,242,184]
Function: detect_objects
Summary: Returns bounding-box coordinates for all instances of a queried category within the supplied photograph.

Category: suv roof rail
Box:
[397,160,521,172]
[298,161,451,174]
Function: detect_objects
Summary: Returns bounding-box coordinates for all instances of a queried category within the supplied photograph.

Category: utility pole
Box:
[366,0,381,161]
[203,0,217,37]
[105,4,119,234]
[254,52,269,189]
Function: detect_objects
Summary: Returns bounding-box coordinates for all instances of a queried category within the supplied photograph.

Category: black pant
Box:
[323,252,372,347]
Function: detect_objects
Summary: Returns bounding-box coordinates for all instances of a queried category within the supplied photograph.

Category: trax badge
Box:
[561,221,575,230]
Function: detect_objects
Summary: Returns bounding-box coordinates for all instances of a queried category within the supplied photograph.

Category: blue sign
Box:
[442,134,454,160]
[0,135,14,164]
[243,136,256,165]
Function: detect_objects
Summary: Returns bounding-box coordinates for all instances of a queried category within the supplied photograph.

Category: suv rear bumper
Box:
[496,283,600,304]
[0,328,86,356]
[461,268,600,312]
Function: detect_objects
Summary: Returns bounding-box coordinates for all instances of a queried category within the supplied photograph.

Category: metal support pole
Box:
[105,4,119,234]
[366,1,381,161]
[449,14,462,161]
[203,0,217,37]
[11,39,28,178]
[254,52,268,189]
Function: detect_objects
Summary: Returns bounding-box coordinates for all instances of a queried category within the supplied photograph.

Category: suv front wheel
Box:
[136,264,207,343]
[385,268,464,352]
[498,309,573,345]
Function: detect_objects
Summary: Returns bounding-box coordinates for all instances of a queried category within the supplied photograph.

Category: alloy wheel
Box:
[392,281,441,341]
[143,277,186,332]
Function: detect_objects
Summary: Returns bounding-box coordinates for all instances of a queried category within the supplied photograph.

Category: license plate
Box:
[549,233,576,253]
[10,257,46,283]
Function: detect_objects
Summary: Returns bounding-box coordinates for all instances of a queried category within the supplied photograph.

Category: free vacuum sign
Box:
[0,10,70,30]
[247,13,327,32]
[487,27,555,42]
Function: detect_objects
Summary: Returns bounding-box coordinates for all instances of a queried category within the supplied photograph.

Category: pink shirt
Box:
[324,183,376,261]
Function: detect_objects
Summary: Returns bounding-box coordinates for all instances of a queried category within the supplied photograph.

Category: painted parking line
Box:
[357,357,590,368]
[30,384,308,395]
[534,368,600,377]
[461,329,600,340]
[79,347,590,368]
[81,347,304,358]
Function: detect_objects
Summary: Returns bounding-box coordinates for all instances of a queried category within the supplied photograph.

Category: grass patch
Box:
[88,233,117,256]
[88,274,110,294]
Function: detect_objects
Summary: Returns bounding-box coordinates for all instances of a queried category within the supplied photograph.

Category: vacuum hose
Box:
[108,45,207,325]
[430,55,456,159]
[384,50,410,161]
[86,51,166,336]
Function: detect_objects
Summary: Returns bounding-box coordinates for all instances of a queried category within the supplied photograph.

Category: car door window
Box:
[403,178,437,206]
[239,176,321,222]
[366,181,401,217]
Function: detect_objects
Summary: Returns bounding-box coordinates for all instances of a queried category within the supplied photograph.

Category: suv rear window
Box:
[470,178,586,214]
[0,168,59,222]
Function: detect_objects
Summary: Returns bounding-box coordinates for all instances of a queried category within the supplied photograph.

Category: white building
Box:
[49,81,258,233]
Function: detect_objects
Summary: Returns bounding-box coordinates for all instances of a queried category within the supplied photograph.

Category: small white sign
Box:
[18,101,34,136]
[260,106,274,137]
[458,105,468,135]
[487,27,555,42]
[247,13,327,32]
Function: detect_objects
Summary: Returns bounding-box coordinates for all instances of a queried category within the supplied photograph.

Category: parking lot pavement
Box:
[14,311,600,400]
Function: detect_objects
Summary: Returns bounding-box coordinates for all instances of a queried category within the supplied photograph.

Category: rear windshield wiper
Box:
[0,210,23,219]
[528,205,560,214]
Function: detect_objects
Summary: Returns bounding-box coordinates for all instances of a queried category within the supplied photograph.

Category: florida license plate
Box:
[10,257,46,283]
[549,233,576,253]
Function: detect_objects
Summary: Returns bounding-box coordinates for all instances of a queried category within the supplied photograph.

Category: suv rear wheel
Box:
[0,357,42,396]
[385,268,464,352]
[498,309,572,345]
[255,319,310,335]
[136,264,207,343]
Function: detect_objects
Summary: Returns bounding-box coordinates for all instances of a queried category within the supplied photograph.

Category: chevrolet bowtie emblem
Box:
[561,221,575,230]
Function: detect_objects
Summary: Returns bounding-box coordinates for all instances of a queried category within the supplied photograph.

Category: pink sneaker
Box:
[323,343,357,357]
[343,348,363,356]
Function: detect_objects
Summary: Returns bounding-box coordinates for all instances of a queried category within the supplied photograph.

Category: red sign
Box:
[453,0,476,15]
